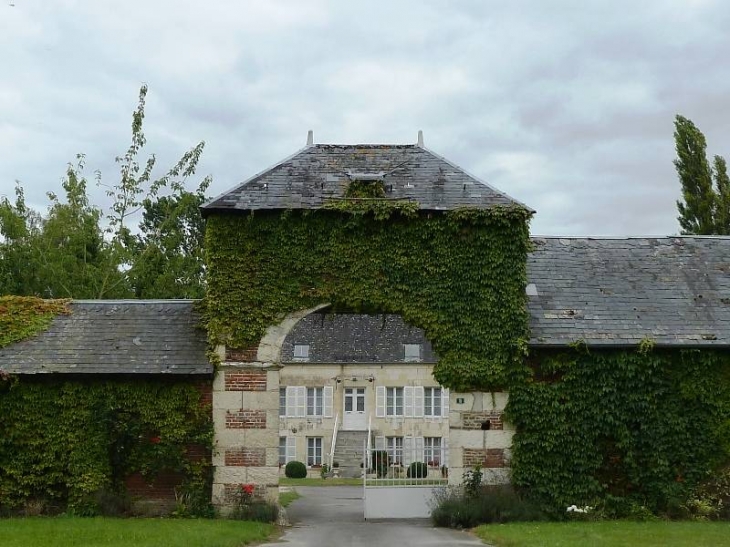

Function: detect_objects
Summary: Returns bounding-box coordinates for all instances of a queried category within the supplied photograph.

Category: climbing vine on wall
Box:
[507,347,730,517]
[0,296,70,349]
[0,378,212,515]
[203,206,532,391]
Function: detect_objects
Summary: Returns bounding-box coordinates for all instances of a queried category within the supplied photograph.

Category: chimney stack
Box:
[417,130,424,147]
[306,130,314,146]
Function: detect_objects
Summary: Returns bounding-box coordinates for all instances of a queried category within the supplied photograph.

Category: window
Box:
[280,436,295,465]
[307,437,322,466]
[293,344,310,361]
[424,387,442,417]
[386,387,404,416]
[279,387,286,417]
[386,436,404,465]
[403,343,421,362]
[279,437,287,465]
[424,437,443,466]
[307,387,323,416]
[282,386,333,418]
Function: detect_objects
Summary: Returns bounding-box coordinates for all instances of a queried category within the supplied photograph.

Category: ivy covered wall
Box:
[507,346,730,517]
[203,206,532,391]
[0,376,212,515]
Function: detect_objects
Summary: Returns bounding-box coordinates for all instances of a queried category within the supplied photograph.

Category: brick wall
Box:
[225,409,267,429]
[125,471,183,500]
[196,381,214,407]
[461,411,504,430]
[225,370,267,391]
[225,346,258,362]
[224,447,266,467]
[463,448,506,468]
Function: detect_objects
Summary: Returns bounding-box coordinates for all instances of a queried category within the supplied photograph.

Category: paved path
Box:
[264,486,484,547]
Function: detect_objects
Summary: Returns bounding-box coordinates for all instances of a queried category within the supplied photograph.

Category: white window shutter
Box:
[375,435,385,450]
[404,436,414,466]
[413,386,424,418]
[441,388,450,418]
[285,386,296,417]
[376,386,385,418]
[323,386,333,418]
[286,436,296,462]
[404,386,414,417]
[415,436,424,463]
[296,386,306,417]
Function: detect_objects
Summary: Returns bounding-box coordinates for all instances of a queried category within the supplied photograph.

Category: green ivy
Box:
[0,377,213,515]
[203,206,532,390]
[0,296,70,349]
[507,347,730,517]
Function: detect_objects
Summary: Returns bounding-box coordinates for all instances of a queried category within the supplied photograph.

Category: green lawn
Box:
[0,517,276,547]
[475,521,730,547]
[279,477,363,486]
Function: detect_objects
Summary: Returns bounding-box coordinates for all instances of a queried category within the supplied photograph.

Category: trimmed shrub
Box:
[285,461,307,479]
[407,461,428,479]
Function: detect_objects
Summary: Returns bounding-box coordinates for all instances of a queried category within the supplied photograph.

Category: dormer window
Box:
[403,343,422,362]
[293,344,310,362]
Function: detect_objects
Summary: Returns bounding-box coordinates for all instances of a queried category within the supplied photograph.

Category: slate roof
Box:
[201,144,532,213]
[527,236,730,347]
[0,300,211,375]
[281,312,437,364]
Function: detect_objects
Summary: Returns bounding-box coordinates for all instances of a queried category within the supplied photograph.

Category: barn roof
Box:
[0,300,211,375]
[526,236,730,347]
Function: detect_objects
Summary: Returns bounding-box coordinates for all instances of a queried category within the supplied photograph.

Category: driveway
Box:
[263,486,484,547]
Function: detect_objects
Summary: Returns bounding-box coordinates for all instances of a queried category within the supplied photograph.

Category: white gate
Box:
[362,421,448,519]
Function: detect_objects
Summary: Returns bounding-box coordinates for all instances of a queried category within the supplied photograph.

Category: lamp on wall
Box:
[367,376,374,383]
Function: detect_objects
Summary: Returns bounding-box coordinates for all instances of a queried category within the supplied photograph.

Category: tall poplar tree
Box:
[674,115,729,235]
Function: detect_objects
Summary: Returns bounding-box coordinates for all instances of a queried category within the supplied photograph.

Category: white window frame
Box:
[424,387,442,417]
[293,344,310,361]
[424,437,443,467]
[307,387,323,417]
[279,436,296,465]
[386,436,404,466]
[386,387,404,416]
[307,437,323,467]
[279,387,287,417]
[403,343,422,362]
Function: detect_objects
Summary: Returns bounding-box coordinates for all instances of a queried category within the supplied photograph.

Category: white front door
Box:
[342,387,367,430]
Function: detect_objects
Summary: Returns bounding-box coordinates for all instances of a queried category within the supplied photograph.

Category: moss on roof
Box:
[0,296,70,350]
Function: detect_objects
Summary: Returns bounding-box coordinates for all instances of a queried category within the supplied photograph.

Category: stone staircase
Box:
[331,430,369,478]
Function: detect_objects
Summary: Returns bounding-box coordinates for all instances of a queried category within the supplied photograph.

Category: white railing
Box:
[363,414,372,489]
[329,412,339,468]
[364,439,449,487]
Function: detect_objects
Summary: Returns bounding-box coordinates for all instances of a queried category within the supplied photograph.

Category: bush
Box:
[232,500,279,522]
[407,462,428,479]
[285,461,307,479]
[431,485,544,528]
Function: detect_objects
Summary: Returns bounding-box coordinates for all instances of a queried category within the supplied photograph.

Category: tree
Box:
[674,115,729,235]
[0,86,210,299]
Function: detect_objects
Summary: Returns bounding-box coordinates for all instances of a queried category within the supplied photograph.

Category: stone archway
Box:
[211,305,329,513]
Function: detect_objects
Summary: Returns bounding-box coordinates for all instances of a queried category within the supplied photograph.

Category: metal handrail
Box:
[329,412,339,468]
[364,413,372,488]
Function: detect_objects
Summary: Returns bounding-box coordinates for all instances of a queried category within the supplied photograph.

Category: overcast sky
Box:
[2,0,729,236]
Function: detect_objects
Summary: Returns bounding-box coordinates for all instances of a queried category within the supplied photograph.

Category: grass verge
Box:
[475,521,730,547]
[279,477,363,486]
[279,490,301,507]
[0,517,275,547]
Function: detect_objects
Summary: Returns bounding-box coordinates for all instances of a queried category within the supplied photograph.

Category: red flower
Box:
[242,484,255,495]
[150,436,161,444]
